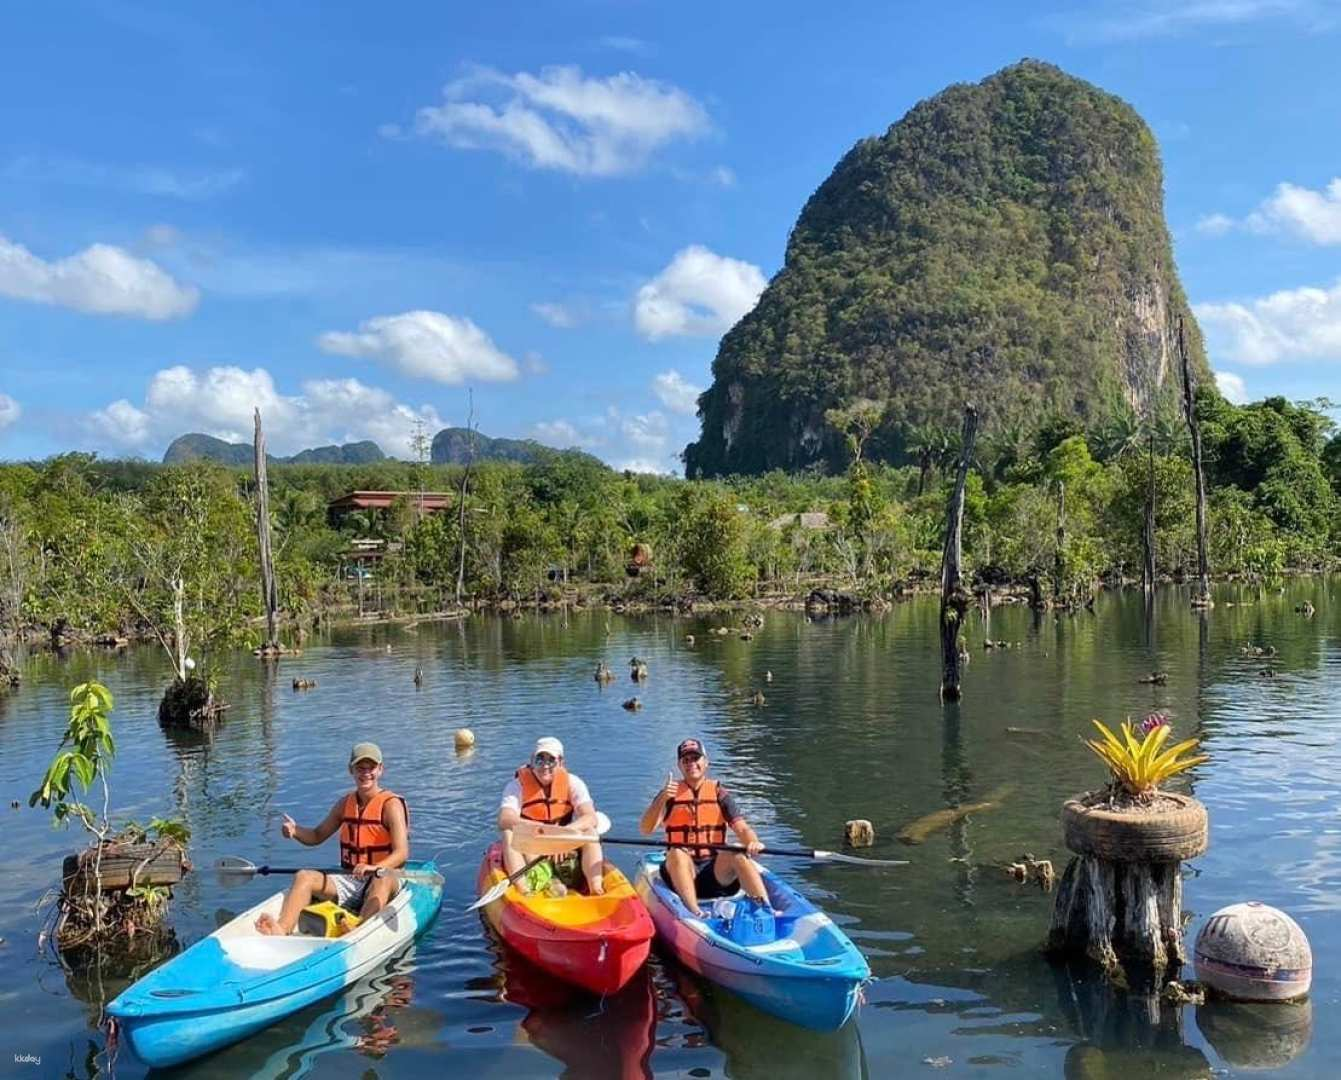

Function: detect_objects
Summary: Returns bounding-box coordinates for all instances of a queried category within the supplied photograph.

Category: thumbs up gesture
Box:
[281,813,297,840]
[662,772,679,801]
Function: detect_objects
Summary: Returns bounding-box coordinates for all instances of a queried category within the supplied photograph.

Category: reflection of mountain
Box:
[673,966,866,1080]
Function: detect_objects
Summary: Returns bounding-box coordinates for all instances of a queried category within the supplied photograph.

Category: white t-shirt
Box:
[500,772,593,815]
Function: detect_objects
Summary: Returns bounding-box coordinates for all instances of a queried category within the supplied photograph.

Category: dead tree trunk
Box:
[1177,317,1212,607]
[1143,428,1156,593]
[939,405,979,702]
[1053,481,1066,603]
[254,409,280,651]
[455,392,476,606]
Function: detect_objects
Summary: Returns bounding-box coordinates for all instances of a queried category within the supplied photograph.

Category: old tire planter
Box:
[1062,793,1208,863]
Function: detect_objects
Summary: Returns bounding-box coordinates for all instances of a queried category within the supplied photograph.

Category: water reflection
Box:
[156,946,435,1078]
[672,967,867,1079]
[1196,998,1312,1070]
[477,944,657,1078]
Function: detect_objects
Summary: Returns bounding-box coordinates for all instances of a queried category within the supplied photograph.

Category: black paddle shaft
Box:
[601,837,813,859]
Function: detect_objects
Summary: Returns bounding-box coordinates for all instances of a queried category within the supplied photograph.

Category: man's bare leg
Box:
[665,848,704,917]
[581,842,605,895]
[256,869,329,935]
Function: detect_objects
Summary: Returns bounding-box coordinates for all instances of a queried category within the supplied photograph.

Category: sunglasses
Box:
[678,752,704,763]
[533,753,558,767]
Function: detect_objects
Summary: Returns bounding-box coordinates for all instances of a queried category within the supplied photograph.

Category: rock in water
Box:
[684,60,1213,477]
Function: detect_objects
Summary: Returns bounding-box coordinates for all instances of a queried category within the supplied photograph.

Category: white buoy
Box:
[454,728,476,751]
[1195,902,1312,1002]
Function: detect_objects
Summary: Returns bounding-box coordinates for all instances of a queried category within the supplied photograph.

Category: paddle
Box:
[517,834,909,868]
[510,811,611,856]
[467,855,548,913]
[214,856,441,884]
[466,812,613,913]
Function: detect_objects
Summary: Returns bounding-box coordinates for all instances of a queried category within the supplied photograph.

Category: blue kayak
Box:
[633,852,869,1031]
[107,860,443,1068]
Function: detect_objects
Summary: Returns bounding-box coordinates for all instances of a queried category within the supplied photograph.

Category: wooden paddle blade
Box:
[511,820,603,857]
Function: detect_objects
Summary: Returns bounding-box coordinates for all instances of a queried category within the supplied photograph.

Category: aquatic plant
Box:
[1084,718,1207,797]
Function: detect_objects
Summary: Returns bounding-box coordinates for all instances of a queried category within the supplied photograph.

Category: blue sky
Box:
[2,1,1341,469]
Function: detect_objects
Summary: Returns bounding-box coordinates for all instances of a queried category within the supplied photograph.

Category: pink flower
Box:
[1141,712,1170,735]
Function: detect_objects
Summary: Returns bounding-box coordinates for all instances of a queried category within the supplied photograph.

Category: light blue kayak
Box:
[107,860,443,1069]
[633,853,869,1031]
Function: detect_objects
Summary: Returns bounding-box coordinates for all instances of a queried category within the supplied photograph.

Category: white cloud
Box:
[2,155,245,200]
[621,409,669,451]
[532,418,605,448]
[318,310,519,384]
[1215,371,1249,403]
[635,245,767,340]
[614,457,673,475]
[531,301,578,328]
[0,393,19,431]
[597,35,651,55]
[1195,279,1341,365]
[652,370,703,415]
[1245,178,1341,245]
[412,64,709,177]
[1069,0,1322,42]
[0,234,198,319]
[89,365,443,458]
[1196,213,1235,236]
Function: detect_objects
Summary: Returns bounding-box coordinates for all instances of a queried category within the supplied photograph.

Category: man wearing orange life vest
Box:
[497,736,605,895]
[255,741,409,935]
[638,737,768,918]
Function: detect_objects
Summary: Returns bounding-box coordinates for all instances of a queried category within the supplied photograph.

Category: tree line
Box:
[1,391,1338,658]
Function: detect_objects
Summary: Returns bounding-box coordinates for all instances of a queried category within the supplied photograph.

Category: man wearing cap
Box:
[638,738,768,918]
[497,737,605,895]
[255,742,409,935]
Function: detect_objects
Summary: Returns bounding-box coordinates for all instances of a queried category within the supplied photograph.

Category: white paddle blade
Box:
[813,849,909,867]
[468,878,510,913]
[214,856,259,875]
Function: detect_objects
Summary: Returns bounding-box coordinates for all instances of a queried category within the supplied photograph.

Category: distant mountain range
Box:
[161,429,604,469]
[162,434,386,466]
[430,427,602,468]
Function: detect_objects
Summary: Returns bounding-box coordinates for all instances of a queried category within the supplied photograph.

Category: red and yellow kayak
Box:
[476,843,654,996]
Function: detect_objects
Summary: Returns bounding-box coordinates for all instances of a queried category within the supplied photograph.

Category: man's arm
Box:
[570,800,598,833]
[288,798,344,846]
[724,790,764,855]
[377,798,409,870]
[639,774,677,835]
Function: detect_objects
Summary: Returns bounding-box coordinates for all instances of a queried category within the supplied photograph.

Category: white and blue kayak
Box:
[633,852,869,1031]
[107,860,443,1069]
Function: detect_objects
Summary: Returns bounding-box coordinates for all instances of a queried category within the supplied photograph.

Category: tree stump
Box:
[1048,792,1208,986]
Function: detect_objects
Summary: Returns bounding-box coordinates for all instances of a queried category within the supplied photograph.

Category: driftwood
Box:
[896,783,1015,844]
[62,842,186,893]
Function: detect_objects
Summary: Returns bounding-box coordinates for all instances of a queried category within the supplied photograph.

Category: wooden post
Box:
[1143,428,1156,593]
[1177,317,1212,607]
[939,405,979,702]
[254,409,280,651]
[1053,481,1066,602]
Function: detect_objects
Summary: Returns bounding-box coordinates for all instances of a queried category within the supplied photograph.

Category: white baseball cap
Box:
[533,736,564,758]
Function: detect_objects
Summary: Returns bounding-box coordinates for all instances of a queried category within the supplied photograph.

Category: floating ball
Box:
[454,728,476,751]
[1195,902,1311,1002]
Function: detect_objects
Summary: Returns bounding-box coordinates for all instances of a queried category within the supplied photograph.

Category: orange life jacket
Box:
[339,789,407,870]
[664,778,727,860]
[515,764,574,825]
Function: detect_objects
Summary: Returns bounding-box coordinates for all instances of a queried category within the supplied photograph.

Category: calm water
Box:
[1,583,1338,1078]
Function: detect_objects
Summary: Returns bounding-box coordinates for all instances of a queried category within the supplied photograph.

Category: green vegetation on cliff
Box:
[686,60,1213,477]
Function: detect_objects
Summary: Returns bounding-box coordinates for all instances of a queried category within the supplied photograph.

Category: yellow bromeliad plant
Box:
[1083,714,1207,796]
